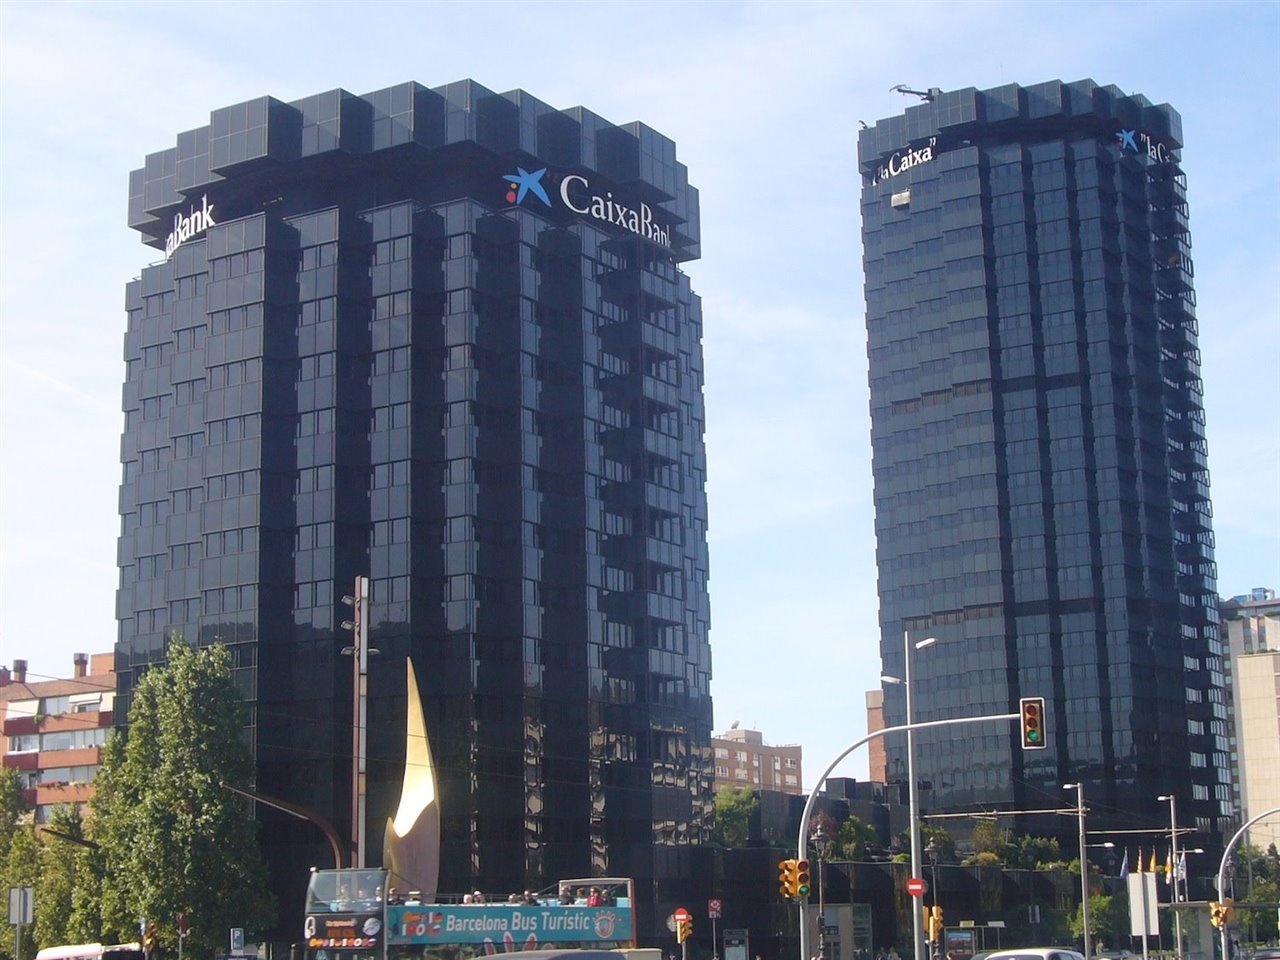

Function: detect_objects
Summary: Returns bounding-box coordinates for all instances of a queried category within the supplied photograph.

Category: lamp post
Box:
[1064,783,1091,960]
[881,631,937,960]
[340,575,378,868]
[813,825,832,960]
[1158,795,1184,960]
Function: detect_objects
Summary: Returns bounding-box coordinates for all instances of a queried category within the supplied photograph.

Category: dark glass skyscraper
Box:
[859,80,1230,841]
[117,80,712,929]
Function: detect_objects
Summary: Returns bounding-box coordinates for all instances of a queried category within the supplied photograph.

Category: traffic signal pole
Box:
[794,711,1020,960]
[1215,806,1280,960]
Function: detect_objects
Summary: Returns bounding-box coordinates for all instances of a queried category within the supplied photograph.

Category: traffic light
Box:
[143,921,158,953]
[779,858,797,897]
[795,859,811,898]
[929,905,944,941]
[677,918,694,943]
[1020,697,1046,750]
[1210,899,1234,928]
[1209,901,1224,928]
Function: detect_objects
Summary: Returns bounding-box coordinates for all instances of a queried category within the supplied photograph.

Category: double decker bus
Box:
[303,868,638,960]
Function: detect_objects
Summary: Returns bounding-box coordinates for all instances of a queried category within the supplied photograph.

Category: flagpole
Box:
[1138,849,1151,960]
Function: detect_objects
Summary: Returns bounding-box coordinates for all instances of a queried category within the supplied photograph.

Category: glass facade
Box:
[117,80,712,932]
[859,80,1230,840]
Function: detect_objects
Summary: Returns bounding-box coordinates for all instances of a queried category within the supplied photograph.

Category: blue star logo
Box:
[1116,129,1138,152]
[503,167,551,206]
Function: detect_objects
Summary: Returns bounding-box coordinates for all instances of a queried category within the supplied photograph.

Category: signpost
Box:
[708,899,722,960]
[8,887,33,960]
[907,878,928,897]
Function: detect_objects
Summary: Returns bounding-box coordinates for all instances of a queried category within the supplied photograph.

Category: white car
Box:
[982,950,1085,960]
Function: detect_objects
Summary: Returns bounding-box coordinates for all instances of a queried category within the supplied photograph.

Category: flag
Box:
[1177,850,1187,882]
[1149,850,1158,873]
[1120,849,1130,879]
[1164,850,1173,884]
[1136,848,1144,874]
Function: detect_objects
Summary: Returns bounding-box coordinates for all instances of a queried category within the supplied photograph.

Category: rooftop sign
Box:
[503,168,671,247]
[164,195,216,259]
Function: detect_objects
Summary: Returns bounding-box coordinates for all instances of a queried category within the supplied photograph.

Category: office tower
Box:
[859,80,1230,840]
[1220,588,1280,849]
[116,80,712,928]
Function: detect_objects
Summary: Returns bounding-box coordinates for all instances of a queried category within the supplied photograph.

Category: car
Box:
[1250,950,1280,960]
[982,950,1085,960]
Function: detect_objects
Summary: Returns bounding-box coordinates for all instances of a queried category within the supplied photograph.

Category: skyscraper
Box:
[117,79,712,928]
[859,80,1230,840]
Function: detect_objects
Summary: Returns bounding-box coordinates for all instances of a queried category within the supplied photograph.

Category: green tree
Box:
[1070,893,1123,945]
[35,804,101,948]
[0,766,26,863]
[1011,834,1066,869]
[967,820,1007,864]
[92,636,275,953]
[833,814,876,860]
[712,786,757,847]
[3,823,40,960]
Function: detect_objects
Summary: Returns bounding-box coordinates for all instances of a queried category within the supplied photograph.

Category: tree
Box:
[833,814,877,861]
[92,636,275,953]
[1070,893,1123,945]
[0,766,26,864]
[1010,834,1066,870]
[35,804,101,948]
[3,823,40,960]
[712,786,758,847]
[969,820,1007,862]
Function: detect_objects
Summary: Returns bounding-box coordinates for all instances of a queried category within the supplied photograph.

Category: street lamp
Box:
[813,825,833,960]
[1158,795,1185,960]
[340,575,379,868]
[1064,783,1091,960]
[881,632,937,960]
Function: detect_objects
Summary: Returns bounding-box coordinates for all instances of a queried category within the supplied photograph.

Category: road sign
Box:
[708,898,722,918]
[674,906,692,922]
[907,877,928,897]
[666,914,678,932]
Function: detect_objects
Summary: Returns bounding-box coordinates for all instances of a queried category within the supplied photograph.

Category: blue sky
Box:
[1,0,1277,787]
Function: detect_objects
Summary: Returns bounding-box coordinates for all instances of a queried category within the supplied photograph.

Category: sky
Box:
[1,0,1277,789]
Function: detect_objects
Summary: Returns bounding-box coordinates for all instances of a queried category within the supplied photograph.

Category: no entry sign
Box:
[907,877,928,897]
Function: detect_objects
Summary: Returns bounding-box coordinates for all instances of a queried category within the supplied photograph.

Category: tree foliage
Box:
[35,804,100,947]
[970,820,1006,861]
[92,636,275,953]
[712,786,758,848]
[833,814,877,860]
[3,823,40,960]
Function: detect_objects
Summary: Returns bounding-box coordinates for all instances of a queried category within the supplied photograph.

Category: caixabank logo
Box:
[1115,128,1172,162]
[502,167,671,248]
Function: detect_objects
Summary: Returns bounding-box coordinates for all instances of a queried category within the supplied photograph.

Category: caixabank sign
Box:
[502,166,672,248]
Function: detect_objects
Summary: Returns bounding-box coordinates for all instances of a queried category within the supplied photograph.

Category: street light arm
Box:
[794,711,1020,960]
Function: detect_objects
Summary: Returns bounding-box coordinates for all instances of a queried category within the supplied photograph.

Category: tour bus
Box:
[35,945,145,960]
[303,868,637,960]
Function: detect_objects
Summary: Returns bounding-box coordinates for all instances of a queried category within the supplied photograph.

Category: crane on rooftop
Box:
[891,83,941,102]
